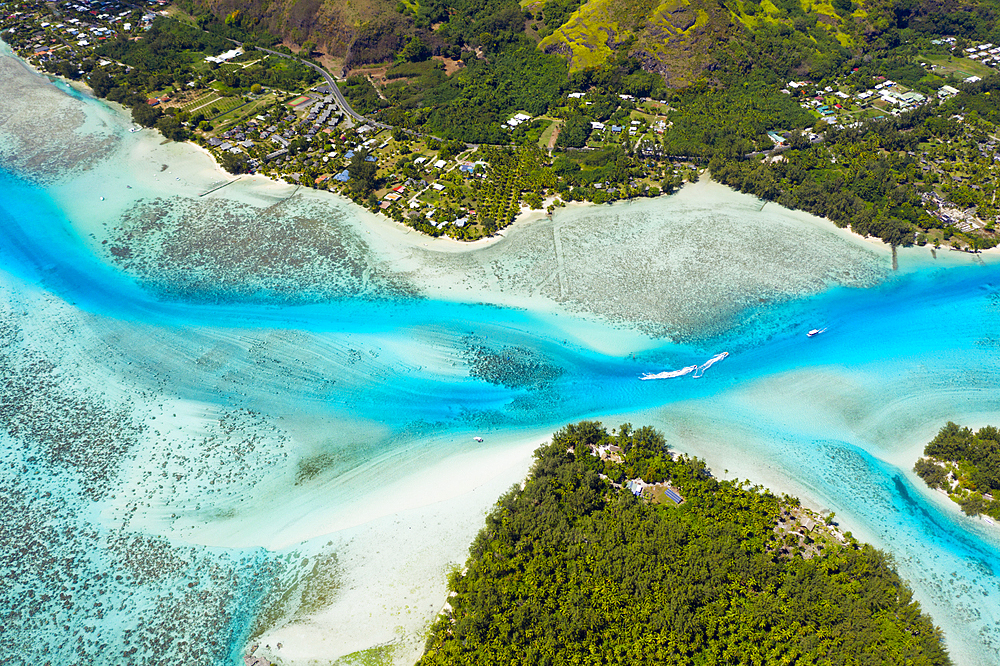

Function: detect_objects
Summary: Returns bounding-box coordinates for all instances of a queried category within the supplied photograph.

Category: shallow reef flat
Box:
[0,44,119,184]
[0,270,549,664]
[0,278,327,665]
[104,194,417,304]
[380,182,891,340]
[91,176,890,347]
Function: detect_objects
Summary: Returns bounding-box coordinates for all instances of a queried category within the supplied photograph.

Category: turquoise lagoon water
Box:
[4,163,1000,665]
[1,81,1000,664]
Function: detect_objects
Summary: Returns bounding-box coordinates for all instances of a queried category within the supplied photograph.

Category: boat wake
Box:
[641,352,729,380]
[692,351,729,378]
[639,365,697,381]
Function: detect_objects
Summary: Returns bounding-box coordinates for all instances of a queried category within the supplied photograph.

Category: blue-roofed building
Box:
[333,169,350,182]
[663,487,684,504]
[344,150,354,159]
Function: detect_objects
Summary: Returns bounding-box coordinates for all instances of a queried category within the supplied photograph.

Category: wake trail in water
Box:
[692,351,728,378]
[641,351,729,380]
[640,365,697,380]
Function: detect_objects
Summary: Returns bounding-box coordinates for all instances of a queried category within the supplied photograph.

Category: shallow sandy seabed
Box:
[3,42,1000,666]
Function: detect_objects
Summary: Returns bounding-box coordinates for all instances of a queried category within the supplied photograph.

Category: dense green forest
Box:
[915,422,1000,520]
[420,422,951,665]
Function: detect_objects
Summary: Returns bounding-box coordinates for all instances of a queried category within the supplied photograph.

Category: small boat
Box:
[474,436,484,443]
[807,328,827,337]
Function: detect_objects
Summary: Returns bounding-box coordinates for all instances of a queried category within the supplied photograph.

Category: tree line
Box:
[915,422,1000,519]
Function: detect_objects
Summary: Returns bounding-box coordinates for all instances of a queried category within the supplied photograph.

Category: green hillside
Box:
[124,0,1000,247]
[184,0,1000,85]
[532,0,861,85]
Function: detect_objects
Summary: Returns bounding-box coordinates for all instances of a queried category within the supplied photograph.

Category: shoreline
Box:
[0,44,891,254]
[7,44,985,267]
[245,433,546,665]
[4,39,997,270]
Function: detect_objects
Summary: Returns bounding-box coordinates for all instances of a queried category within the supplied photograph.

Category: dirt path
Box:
[540,119,562,151]
[547,124,561,151]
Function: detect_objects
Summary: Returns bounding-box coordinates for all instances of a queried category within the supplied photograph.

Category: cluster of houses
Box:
[929,37,998,75]
[206,101,335,165]
[206,124,255,155]
[506,91,670,142]
[922,190,987,233]
[504,112,533,129]
[864,80,927,108]
[299,94,342,135]
[206,92,347,166]
[773,74,997,236]
[586,442,686,505]
[396,158,488,229]
[588,119,647,137]
[5,0,159,67]
[786,77,941,126]
[792,83,848,122]
[962,42,1000,68]
[217,104,480,231]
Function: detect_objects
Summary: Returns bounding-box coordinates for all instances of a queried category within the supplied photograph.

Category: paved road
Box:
[252,46,456,143]
[253,46,386,128]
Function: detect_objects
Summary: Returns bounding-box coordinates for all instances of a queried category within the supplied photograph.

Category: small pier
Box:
[199,178,240,197]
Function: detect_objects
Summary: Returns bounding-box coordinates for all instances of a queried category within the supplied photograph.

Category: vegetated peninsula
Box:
[3,0,1000,248]
[419,422,951,665]
[914,422,1000,521]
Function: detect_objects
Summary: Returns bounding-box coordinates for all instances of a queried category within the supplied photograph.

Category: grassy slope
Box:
[538,0,857,84]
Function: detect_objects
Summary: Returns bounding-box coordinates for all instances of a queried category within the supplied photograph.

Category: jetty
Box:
[199,178,240,197]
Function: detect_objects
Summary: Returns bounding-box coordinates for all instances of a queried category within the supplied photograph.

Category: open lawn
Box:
[630,110,659,123]
[538,118,562,150]
[212,96,274,128]
[919,53,997,80]
[181,93,245,118]
[163,5,199,26]
[858,107,891,119]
